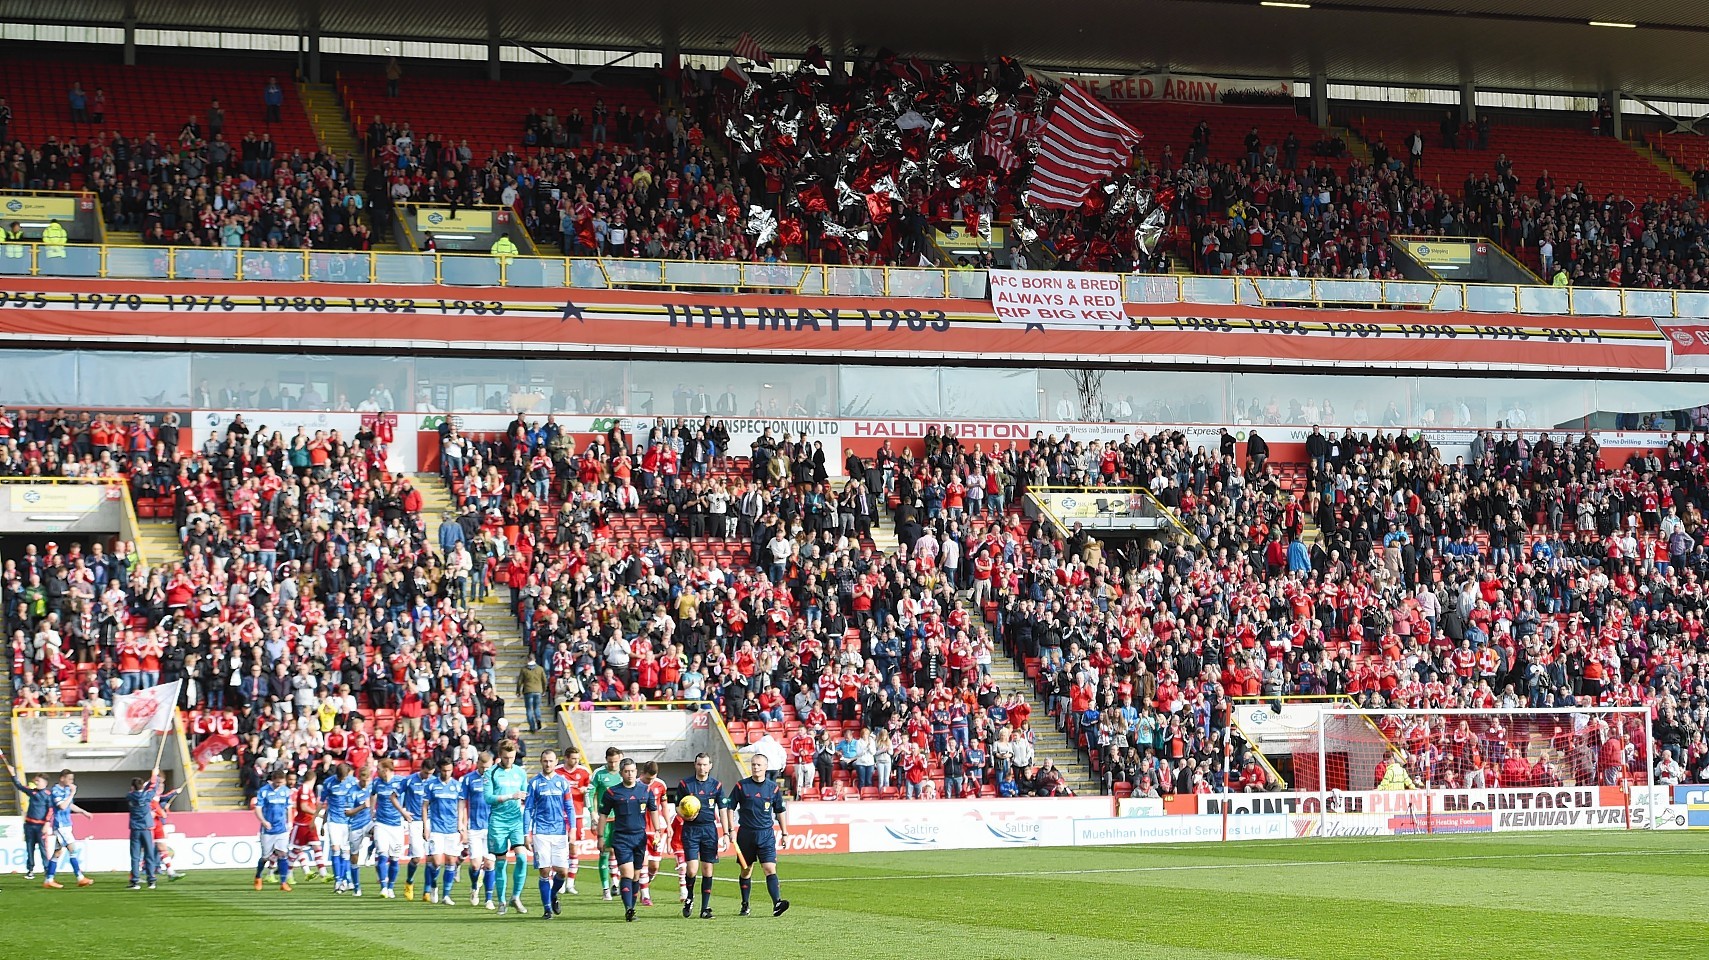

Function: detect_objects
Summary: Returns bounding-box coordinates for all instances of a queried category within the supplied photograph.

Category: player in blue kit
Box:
[322,763,356,893]
[43,768,94,888]
[342,766,376,897]
[251,768,294,891]
[598,758,661,922]
[400,764,430,899]
[370,758,409,898]
[424,758,467,905]
[723,753,790,917]
[462,751,496,908]
[677,752,725,919]
[524,749,575,920]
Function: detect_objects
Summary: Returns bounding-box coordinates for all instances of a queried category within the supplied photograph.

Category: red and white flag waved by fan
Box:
[1023,83,1143,209]
[112,680,182,736]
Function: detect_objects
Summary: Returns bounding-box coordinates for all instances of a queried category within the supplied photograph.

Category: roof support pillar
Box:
[122,0,136,65]
[1309,72,1328,127]
[1460,80,1476,125]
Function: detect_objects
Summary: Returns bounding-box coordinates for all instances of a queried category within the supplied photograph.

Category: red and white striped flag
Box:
[980,130,1019,172]
[1023,83,1142,210]
[733,32,773,66]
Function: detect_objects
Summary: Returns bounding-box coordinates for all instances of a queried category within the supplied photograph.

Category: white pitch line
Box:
[761,847,1702,884]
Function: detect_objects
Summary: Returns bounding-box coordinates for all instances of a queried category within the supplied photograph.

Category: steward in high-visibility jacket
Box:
[1,221,24,261]
[41,219,68,258]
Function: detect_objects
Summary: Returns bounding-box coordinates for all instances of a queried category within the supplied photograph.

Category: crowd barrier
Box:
[4,786,1694,873]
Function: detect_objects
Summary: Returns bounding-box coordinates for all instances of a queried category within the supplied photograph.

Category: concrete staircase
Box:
[411,474,530,725]
[134,518,181,573]
[0,710,17,815]
[985,652,1101,796]
[876,508,1101,796]
[1330,125,1374,167]
[300,82,367,184]
[1626,138,1697,193]
[196,757,247,810]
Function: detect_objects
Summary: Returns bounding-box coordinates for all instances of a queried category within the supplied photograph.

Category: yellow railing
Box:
[0,240,1699,320]
[0,476,148,570]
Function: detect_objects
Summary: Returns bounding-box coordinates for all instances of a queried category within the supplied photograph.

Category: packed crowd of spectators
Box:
[4,77,373,250]
[0,407,519,802]
[6,404,1709,800]
[1165,119,1709,290]
[1008,424,1708,794]
[13,65,1709,285]
[356,91,772,262]
[434,413,1074,799]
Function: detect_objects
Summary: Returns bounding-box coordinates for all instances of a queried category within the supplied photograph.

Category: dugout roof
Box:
[4,0,1709,99]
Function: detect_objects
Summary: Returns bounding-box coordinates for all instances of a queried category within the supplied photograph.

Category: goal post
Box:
[1287,705,1657,833]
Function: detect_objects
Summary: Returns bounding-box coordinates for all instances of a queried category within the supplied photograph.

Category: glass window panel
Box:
[38,246,102,277]
[441,256,502,287]
[1623,289,1673,319]
[414,357,628,416]
[839,366,937,417]
[825,267,885,296]
[241,249,306,281]
[1181,275,1236,305]
[940,368,1037,419]
[504,257,565,288]
[626,361,832,419]
[173,248,238,280]
[742,263,806,291]
[1227,372,1408,428]
[1252,277,1313,302]
[0,249,32,275]
[1594,381,1709,431]
[946,271,988,300]
[1568,287,1621,316]
[1427,284,1464,311]
[189,354,410,414]
[1127,275,1181,303]
[1516,285,1569,315]
[1409,376,1591,431]
[602,260,664,286]
[796,267,826,296]
[568,259,610,289]
[374,253,438,284]
[105,246,171,279]
[0,349,77,405]
[663,261,741,288]
[78,352,191,407]
[308,252,371,283]
[1050,369,1229,425]
[1315,279,1383,304]
[886,269,946,299]
[1464,284,1517,313]
[1677,292,1709,319]
[1381,280,1437,307]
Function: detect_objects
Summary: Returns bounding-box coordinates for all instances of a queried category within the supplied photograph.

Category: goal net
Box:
[1294,706,1652,793]
[1265,706,1659,835]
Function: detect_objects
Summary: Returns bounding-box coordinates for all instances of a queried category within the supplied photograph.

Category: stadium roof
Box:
[9,0,1709,101]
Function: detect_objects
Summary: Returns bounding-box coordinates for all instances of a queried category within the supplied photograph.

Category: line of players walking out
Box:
[250,744,791,921]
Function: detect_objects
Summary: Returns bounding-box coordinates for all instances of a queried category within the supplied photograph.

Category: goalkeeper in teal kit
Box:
[483,741,532,915]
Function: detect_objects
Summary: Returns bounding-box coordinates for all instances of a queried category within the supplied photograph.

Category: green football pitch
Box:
[7,831,1706,959]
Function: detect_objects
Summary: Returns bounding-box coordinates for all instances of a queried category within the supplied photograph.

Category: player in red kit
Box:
[555,746,592,895]
[149,781,187,881]
[290,771,327,882]
[637,761,672,907]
